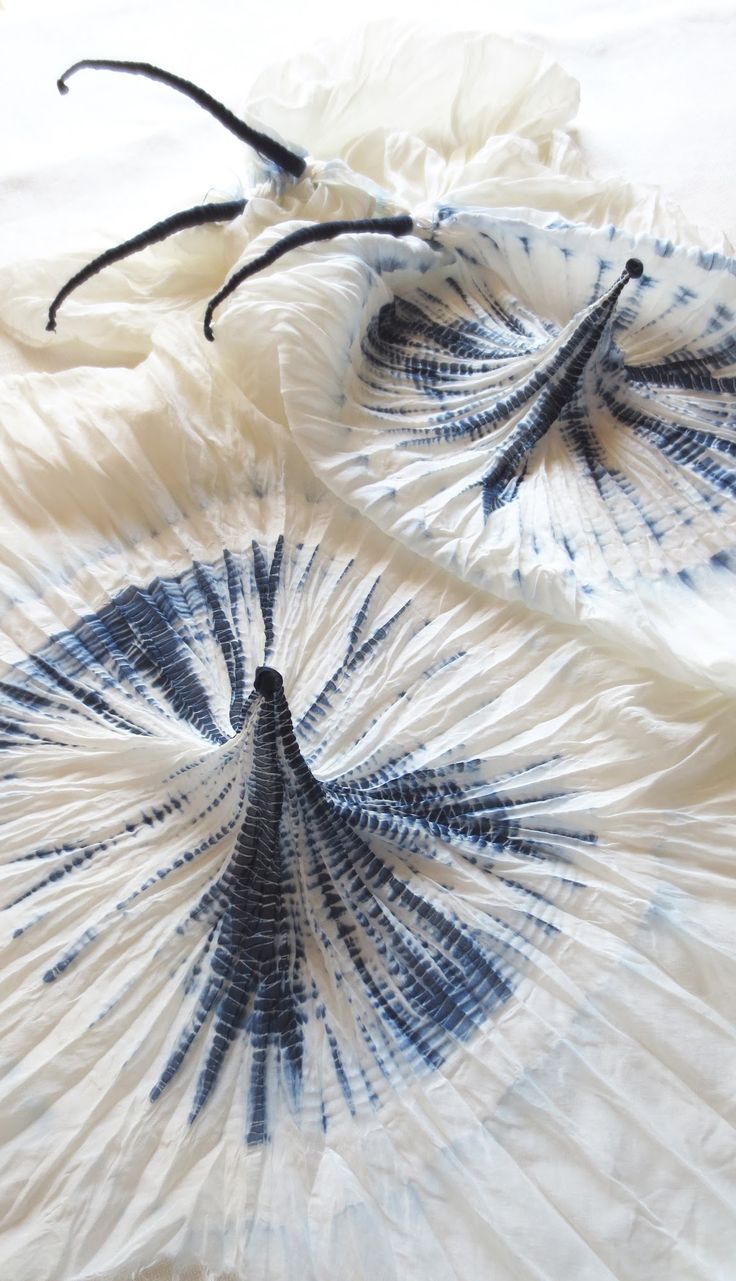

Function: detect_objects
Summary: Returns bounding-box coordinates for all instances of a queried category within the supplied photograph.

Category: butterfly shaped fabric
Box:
[261,207,736,690]
[0,23,735,1281]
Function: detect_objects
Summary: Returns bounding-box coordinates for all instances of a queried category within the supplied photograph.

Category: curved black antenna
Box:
[203,214,415,340]
[57,59,307,179]
[47,198,246,332]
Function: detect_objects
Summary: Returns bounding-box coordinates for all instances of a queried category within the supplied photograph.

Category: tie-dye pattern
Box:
[277,208,736,688]
[2,536,592,1145]
[1,321,732,1281]
[0,17,735,1273]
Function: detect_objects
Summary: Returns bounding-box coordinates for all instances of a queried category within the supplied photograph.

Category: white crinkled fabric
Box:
[0,22,734,1281]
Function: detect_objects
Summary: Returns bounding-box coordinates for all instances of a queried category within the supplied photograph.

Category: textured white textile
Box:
[0,10,734,1281]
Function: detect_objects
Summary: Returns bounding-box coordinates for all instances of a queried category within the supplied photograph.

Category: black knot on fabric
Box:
[254,666,284,697]
[625,257,644,279]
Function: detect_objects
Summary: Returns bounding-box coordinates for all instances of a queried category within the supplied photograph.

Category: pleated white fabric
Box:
[1,320,734,1281]
[269,209,736,690]
[0,22,734,1281]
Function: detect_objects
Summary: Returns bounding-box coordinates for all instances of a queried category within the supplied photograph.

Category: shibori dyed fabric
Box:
[235,209,736,693]
[0,317,733,1281]
[0,21,735,1281]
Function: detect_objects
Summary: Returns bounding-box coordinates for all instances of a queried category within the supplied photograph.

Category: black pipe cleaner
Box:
[57,60,306,178]
[46,200,247,332]
[47,59,310,332]
[203,214,416,340]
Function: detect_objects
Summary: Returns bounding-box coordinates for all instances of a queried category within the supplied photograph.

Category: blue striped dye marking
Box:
[2,540,592,1142]
[354,220,736,539]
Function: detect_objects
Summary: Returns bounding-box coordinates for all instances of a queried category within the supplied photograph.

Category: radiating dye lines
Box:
[357,219,736,525]
[2,538,592,1142]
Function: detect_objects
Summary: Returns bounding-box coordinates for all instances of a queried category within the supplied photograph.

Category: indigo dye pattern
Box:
[357,212,736,526]
[2,537,591,1143]
[294,210,736,621]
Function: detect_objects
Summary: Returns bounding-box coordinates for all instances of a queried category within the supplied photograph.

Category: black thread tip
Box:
[625,257,644,279]
[46,317,57,333]
[57,78,69,95]
[254,666,283,697]
[204,324,214,342]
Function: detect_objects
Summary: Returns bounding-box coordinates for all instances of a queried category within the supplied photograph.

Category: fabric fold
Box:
[0,318,733,1280]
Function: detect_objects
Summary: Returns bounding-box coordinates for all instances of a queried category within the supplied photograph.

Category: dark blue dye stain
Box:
[352,227,736,541]
[2,540,593,1143]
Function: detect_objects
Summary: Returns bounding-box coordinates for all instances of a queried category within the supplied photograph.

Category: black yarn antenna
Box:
[46,199,247,332]
[204,214,415,340]
[57,60,306,179]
